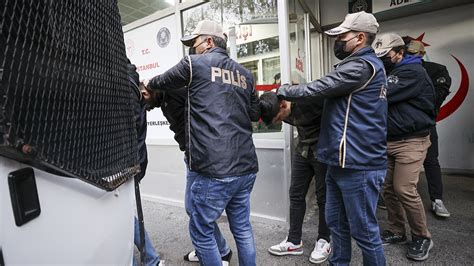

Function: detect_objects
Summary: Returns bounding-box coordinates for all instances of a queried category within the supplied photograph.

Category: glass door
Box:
[289,0,310,85]
[287,0,311,151]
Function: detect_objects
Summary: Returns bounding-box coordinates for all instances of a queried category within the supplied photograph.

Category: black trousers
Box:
[423,126,443,201]
[287,150,330,244]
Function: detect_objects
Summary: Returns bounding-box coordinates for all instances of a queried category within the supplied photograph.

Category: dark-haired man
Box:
[146,20,261,266]
[277,11,387,265]
[259,92,330,264]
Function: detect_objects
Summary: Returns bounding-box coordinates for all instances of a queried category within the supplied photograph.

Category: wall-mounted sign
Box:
[349,0,373,13]
[349,0,432,14]
[373,0,431,13]
[157,27,171,48]
[124,15,181,142]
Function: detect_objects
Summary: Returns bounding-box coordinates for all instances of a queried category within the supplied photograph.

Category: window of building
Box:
[182,0,282,133]
[262,56,280,85]
[241,60,259,83]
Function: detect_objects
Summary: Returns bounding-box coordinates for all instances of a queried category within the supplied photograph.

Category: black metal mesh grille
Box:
[0,0,139,191]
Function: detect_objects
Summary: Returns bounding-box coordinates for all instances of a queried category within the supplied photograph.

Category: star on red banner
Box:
[405,33,430,47]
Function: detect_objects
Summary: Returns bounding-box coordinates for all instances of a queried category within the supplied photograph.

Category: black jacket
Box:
[283,99,324,159]
[159,88,186,151]
[128,62,148,180]
[148,47,260,177]
[422,60,451,112]
[386,55,436,141]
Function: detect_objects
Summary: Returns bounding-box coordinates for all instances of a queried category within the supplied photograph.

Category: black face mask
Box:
[333,35,358,60]
[188,39,207,55]
[381,55,396,73]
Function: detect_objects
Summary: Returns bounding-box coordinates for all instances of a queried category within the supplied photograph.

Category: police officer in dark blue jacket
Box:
[146,20,260,266]
[145,85,234,265]
[277,11,387,265]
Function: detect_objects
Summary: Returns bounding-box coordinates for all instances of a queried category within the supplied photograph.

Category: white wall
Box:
[140,141,289,222]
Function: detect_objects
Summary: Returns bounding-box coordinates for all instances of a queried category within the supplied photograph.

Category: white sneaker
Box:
[184,250,199,262]
[184,250,232,265]
[268,238,304,256]
[309,239,331,264]
[432,199,450,217]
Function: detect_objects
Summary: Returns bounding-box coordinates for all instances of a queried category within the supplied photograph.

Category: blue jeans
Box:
[185,169,231,258]
[187,171,257,266]
[134,216,160,266]
[325,166,386,266]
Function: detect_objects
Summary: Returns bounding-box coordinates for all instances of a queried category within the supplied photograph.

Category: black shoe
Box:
[183,249,232,263]
[407,235,433,261]
[381,230,407,245]
[222,250,232,263]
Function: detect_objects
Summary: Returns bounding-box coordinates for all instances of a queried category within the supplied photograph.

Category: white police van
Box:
[0,0,138,264]
[0,159,135,265]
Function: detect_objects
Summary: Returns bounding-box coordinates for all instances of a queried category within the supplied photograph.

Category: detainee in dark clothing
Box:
[406,39,452,218]
[262,92,331,264]
[277,11,387,265]
[127,62,161,266]
[374,33,436,261]
[145,20,261,266]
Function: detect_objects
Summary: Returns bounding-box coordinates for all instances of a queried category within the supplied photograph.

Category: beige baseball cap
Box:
[181,20,226,47]
[325,11,379,36]
[372,33,405,57]
[407,40,426,55]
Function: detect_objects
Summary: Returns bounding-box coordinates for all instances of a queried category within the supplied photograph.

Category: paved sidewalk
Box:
[140,173,474,265]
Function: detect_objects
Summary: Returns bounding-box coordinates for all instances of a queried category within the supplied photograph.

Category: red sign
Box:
[437,55,470,122]
[256,84,279,91]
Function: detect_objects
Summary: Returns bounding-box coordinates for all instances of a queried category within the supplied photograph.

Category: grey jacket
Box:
[148,48,260,177]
